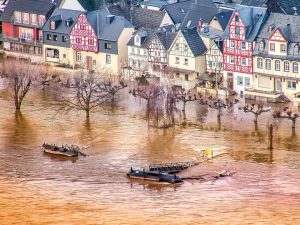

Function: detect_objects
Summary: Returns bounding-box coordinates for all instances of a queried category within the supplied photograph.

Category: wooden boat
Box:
[127,168,183,184]
[149,161,195,174]
[42,143,87,158]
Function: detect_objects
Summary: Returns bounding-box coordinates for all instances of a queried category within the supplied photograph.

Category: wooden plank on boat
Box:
[149,161,195,173]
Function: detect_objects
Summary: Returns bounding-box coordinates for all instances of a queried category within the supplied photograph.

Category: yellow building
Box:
[168,27,207,89]
[245,13,300,103]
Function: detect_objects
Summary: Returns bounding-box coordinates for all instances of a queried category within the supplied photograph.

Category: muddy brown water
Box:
[0,86,300,225]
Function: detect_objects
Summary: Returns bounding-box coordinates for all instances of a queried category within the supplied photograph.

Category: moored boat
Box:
[42,143,87,158]
[127,168,183,184]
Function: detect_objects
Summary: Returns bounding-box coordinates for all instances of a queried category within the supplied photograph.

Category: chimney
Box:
[202,23,209,33]
[293,7,298,15]
[197,18,203,32]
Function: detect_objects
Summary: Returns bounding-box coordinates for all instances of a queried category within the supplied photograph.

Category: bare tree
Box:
[0,60,46,110]
[61,71,110,118]
[98,76,127,103]
[240,104,271,123]
[273,107,299,130]
[173,87,198,112]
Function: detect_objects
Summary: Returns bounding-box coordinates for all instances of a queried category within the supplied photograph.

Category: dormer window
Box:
[66,21,70,27]
[294,45,299,55]
[259,41,264,51]
[135,36,140,46]
[235,15,239,22]
[50,21,56,30]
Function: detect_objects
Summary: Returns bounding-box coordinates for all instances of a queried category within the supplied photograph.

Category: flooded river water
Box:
[0,87,300,224]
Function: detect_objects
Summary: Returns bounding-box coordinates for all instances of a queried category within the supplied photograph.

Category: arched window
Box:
[259,41,264,51]
[294,45,299,55]
[235,15,239,22]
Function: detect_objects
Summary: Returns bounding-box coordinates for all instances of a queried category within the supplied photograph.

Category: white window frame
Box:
[275,60,280,71]
[284,61,290,72]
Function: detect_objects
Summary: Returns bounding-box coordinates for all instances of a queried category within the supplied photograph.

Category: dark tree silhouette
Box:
[98,77,127,103]
[173,87,198,112]
[240,104,271,123]
[273,107,299,130]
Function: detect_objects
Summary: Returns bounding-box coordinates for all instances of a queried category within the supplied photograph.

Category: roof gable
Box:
[269,28,287,42]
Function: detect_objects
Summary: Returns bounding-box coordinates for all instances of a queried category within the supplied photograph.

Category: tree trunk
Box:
[86,109,90,119]
[292,119,296,129]
[182,101,186,112]
[254,114,258,123]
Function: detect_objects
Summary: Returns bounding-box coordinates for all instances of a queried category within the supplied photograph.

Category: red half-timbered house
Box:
[70,14,98,52]
[1,0,57,62]
[223,6,269,94]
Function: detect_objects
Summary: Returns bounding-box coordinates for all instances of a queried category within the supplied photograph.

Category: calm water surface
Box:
[0,87,300,225]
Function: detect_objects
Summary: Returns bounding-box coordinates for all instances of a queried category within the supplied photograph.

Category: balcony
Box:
[2,35,42,46]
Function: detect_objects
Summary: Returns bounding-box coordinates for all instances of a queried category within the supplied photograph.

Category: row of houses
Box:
[1,0,300,104]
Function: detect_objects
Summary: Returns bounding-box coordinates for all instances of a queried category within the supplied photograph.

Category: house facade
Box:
[69,9,134,74]
[168,27,207,84]
[43,8,83,66]
[206,40,223,74]
[245,13,300,103]
[223,6,269,94]
[1,0,56,62]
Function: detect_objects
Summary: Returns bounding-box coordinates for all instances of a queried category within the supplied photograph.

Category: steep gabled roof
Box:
[127,29,157,48]
[1,0,57,22]
[78,0,99,11]
[181,27,207,56]
[240,0,267,7]
[179,1,218,30]
[85,9,134,41]
[155,31,177,50]
[214,10,233,30]
[161,0,193,25]
[224,5,269,41]
[43,8,84,34]
[107,5,164,29]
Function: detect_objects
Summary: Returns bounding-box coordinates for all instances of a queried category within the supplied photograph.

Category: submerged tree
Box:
[240,104,271,123]
[173,87,198,112]
[98,76,127,103]
[61,71,110,118]
[0,60,46,110]
[273,107,299,130]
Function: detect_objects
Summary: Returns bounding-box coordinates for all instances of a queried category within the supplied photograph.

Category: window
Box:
[287,81,297,90]
[230,56,235,64]
[131,47,135,53]
[88,39,94,45]
[259,41,264,51]
[30,14,37,25]
[185,74,189,81]
[175,43,179,51]
[217,62,222,69]
[93,60,96,66]
[235,27,240,35]
[19,27,33,41]
[184,58,188,65]
[284,61,290,72]
[184,44,188,52]
[75,37,81,44]
[62,36,67,42]
[208,61,212,68]
[241,42,246,50]
[53,35,58,41]
[137,48,140,54]
[63,53,66,59]
[293,62,298,73]
[242,58,247,66]
[105,43,112,49]
[175,57,179,64]
[80,25,86,30]
[66,21,70,27]
[245,77,250,87]
[47,34,52,40]
[294,45,299,55]
[50,21,56,30]
[135,36,140,45]
[275,60,280,71]
[270,43,275,52]
[237,76,243,85]
[266,59,271,70]
[280,44,286,53]
[106,54,111,64]
[14,11,21,23]
[39,15,46,26]
[23,13,29,24]
[235,15,239,22]
[143,49,146,55]
[230,40,235,48]
[76,52,81,62]
[257,58,263,69]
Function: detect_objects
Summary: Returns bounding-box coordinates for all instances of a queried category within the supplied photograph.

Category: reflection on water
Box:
[0,88,300,224]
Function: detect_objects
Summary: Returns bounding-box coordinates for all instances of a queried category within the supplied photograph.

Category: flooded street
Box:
[0,87,300,225]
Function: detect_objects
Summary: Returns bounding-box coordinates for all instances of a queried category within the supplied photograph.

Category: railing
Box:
[3,35,42,45]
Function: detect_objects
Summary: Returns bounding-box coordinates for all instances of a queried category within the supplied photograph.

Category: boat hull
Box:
[127,170,183,184]
[43,149,79,157]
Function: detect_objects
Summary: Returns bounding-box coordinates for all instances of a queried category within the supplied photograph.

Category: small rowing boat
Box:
[127,168,183,184]
[42,143,87,158]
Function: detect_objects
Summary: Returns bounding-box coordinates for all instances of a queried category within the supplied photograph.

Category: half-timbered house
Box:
[223,6,269,94]
[69,9,134,74]
[168,27,207,87]
[1,0,57,62]
[147,30,176,76]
